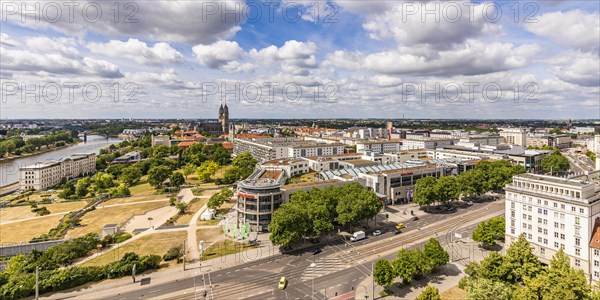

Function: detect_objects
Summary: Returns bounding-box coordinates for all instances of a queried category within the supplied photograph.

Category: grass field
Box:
[0,214,64,243]
[201,238,256,261]
[66,201,168,238]
[82,231,188,268]
[128,179,157,196]
[440,286,467,300]
[174,197,208,226]
[0,201,87,222]
[102,195,166,205]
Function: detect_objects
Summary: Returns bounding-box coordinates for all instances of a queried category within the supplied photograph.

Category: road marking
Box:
[148,289,161,293]
[226,271,232,274]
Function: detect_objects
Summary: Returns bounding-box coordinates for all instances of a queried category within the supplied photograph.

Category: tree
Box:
[196,161,219,182]
[119,166,142,186]
[374,259,396,287]
[59,181,75,199]
[472,222,496,248]
[232,152,257,178]
[503,234,542,283]
[93,172,116,190]
[169,172,185,187]
[147,166,172,188]
[176,202,187,215]
[541,153,570,174]
[152,145,169,158]
[423,238,449,269]
[269,203,310,246]
[182,163,196,179]
[207,193,226,210]
[458,169,487,198]
[393,248,418,283]
[464,278,512,300]
[416,285,441,300]
[434,176,460,205]
[413,176,438,208]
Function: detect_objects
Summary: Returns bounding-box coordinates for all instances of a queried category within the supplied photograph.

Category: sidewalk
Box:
[41,237,283,299]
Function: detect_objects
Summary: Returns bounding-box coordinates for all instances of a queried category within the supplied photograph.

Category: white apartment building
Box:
[500,128,528,147]
[505,172,600,283]
[400,139,456,150]
[356,141,402,153]
[20,153,96,191]
[261,158,310,178]
[288,144,345,158]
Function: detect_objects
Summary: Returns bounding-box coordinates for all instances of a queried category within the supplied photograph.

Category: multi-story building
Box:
[500,128,528,147]
[260,158,309,178]
[400,138,457,150]
[233,137,344,162]
[356,141,402,153]
[527,134,572,149]
[20,153,96,190]
[505,172,600,284]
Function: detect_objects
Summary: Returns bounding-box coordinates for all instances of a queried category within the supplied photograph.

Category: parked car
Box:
[392,229,401,235]
[372,230,382,236]
[395,223,405,230]
[410,216,419,221]
[466,201,473,206]
[312,247,322,255]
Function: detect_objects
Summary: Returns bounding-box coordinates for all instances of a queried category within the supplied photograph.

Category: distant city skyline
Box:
[1,1,598,119]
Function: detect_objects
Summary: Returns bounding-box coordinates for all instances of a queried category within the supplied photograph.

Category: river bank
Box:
[0,139,82,163]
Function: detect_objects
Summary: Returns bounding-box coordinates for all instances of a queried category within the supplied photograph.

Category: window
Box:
[576,238,581,246]
[594,260,599,267]
[576,248,581,256]
[543,219,548,225]
[543,238,548,245]
[575,227,580,236]
[575,259,580,267]
[511,228,515,235]
[554,222,559,228]
[523,204,527,209]
[594,271,599,278]
[528,224,532,230]
[576,217,580,225]
[528,206,532,212]
[572,206,576,212]
[511,219,515,227]
[538,218,542,224]
[543,209,548,215]
[541,248,545,255]
[554,212,559,218]
[523,223,528,229]
[544,200,548,206]
[555,232,559,238]
[560,244,565,250]
[580,208,584,214]
[560,224,565,230]
[554,242,559,248]
[538,237,543,243]
[554,203,558,208]
[560,234,565,240]
[528,215,532,221]
[537,199,541,204]
[543,229,548,235]
[538,227,543,233]
[511,211,515,218]
[538,208,542,214]
[595,249,600,256]
[560,213,565,220]
[561,204,565,209]
[511,202,515,209]
[523,213,527,219]
[528,233,532,240]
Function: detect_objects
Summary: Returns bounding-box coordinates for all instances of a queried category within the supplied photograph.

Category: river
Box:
[0,135,121,187]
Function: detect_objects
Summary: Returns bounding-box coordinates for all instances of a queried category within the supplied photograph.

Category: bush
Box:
[162,246,182,261]
[32,206,51,216]
[113,232,132,244]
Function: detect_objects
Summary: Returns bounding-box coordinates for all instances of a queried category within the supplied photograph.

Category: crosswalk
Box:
[299,256,350,281]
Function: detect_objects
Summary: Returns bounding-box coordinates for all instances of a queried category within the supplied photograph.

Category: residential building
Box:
[505,171,600,283]
[500,128,528,147]
[20,153,96,190]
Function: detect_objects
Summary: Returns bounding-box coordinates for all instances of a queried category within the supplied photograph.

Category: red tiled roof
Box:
[222,142,234,150]
[178,141,198,147]
[590,218,600,249]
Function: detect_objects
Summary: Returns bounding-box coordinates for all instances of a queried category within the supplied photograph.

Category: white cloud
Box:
[87,38,183,65]
[525,10,600,50]
[2,0,244,44]
[0,37,122,78]
[250,40,318,76]
[551,51,600,87]
[192,40,254,73]
[360,2,501,48]
[0,33,20,47]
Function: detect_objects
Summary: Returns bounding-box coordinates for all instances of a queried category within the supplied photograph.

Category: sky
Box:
[0,0,599,120]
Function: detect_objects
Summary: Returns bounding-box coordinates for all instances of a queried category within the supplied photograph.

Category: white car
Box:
[372,230,382,236]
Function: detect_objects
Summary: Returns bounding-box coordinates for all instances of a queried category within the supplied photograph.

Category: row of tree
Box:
[0,130,77,158]
[59,173,131,200]
[461,234,596,299]
[208,188,234,210]
[0,233,161,299]
[374,238,449,288]
[269,182,383,246]
[413,160,525,208]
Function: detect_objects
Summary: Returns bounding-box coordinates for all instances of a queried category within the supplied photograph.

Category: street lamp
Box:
[148,217,154,229]
[310,262,316,300]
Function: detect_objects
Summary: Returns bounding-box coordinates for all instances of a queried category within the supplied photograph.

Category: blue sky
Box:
[0,0,598,119]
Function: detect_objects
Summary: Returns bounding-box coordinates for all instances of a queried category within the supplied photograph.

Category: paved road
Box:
[102,199,504,300]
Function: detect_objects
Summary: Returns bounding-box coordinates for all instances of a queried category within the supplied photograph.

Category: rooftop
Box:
[282,179,342,189]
